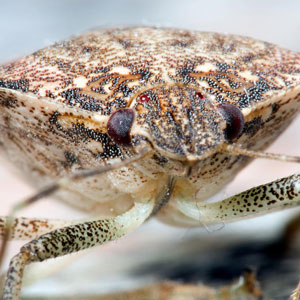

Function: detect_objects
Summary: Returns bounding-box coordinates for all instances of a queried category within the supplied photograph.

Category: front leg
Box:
[177,172,300,225]
[2,200,154,300]
[176,173,300,300]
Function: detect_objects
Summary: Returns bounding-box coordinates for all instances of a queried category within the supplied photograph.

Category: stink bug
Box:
[1,27,300,299]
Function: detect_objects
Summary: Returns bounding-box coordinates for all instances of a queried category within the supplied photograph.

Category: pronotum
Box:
[1,26,300,299]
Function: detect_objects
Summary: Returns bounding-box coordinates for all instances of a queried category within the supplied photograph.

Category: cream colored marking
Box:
[73,76,89,88]
[195,62,218,72]
[84,139,104,153]
[239,70,259,81]
[130,124,152,142]
[91,114,110,125]
[110,66,132,74]
[198,80,212,89]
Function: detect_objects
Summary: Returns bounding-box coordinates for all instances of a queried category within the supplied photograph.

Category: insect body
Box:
[1,27,300,299]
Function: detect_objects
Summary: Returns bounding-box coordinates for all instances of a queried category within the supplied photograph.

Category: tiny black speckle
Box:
[64,151,80,166]
[0,79,29,92]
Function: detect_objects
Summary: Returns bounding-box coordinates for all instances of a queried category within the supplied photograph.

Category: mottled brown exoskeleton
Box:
[1,27,300,300]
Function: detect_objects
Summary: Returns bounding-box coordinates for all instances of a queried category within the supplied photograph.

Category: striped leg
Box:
[2,200,154,300]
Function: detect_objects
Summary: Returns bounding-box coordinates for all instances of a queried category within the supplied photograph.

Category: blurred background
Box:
[1,0,300,299]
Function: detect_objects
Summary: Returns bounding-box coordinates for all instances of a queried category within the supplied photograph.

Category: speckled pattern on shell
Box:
[1,27,300,225]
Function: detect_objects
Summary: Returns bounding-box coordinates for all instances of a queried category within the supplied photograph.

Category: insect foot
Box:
[1,27,300,299]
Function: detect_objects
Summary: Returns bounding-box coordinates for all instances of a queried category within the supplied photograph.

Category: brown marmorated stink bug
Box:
[1,26,300,300]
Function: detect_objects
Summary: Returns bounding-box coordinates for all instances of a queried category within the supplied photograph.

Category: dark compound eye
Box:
[139,93,151,103]
[107,108,135,146]
[218,103,245,141]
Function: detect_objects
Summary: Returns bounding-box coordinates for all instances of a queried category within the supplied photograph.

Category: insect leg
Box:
[0,218,85,290]
[2,200,154,300]
[0,147,152,279]
[177,172,300,225]
[0,251,86,299]
[0,217,77,240]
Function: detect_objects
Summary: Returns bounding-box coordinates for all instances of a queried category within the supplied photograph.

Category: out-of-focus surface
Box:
[1,1,300,299]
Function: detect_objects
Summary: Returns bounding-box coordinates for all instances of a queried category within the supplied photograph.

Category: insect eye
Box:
[218,103,245,141]
[107,108,135,146]
[139,94,151,103]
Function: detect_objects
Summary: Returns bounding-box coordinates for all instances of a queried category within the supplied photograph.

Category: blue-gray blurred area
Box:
[1,0,300,62]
